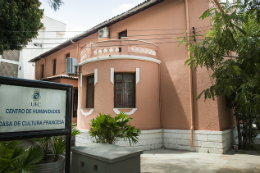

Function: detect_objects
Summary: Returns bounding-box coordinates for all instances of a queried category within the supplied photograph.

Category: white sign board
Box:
[0,84,66,132]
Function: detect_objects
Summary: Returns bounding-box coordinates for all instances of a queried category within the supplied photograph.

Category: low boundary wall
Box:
[76,128,235,154]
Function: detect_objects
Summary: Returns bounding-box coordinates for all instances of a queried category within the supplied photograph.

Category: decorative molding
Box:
[95,39,158,46]
[136,68,140,84]
[113,108,137,115]
[81,54,86,61]
[109,47,113,53]
[80,109,94,117]
[79,55,161,66]
[94,69,98,85]
[80,73,82,87]
[110,67,114,84]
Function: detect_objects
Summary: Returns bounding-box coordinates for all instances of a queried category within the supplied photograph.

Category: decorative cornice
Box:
[80,109,94,117]
[113,108,137,115]
[79,55,161,66]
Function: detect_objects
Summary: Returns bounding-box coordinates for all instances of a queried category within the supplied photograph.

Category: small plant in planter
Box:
[0,124,81,173]
[31,124,81,172]
[89,112,141,146]
[33,123,80,164]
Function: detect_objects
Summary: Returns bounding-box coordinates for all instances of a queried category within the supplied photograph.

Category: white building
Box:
[0,16,66,79]
[18,16,66,79]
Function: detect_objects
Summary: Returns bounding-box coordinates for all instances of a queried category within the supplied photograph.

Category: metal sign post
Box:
[0,76,72,173]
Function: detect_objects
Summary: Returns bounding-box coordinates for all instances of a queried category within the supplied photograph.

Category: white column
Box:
[80,72,82,87]
[136,68,140,84]
[110,67,114,84]
[94,69,98,85]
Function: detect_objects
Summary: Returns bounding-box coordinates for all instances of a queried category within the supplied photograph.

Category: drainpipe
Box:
[159,63,162,129]
[70,39,79,60]
[185,0,194,148]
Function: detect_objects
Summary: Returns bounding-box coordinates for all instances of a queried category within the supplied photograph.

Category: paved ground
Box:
[22,134,260,173]
[141,149,260,173]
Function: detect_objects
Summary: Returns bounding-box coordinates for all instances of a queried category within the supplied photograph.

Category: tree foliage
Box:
[89,112,141,146]
[0,141,43,173]
[178,0,260,149]
[0,0,43,55]
[0,0,64,55]
[48,0,63,11]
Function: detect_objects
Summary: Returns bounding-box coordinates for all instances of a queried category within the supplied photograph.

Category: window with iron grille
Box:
[114,73,135,108]
[86,75,94,108]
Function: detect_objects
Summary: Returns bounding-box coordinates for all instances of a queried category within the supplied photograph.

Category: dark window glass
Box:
[73,88,78,117]
[66,53,70,58]
[114,73,135,108]
[118,30,127,39]
[41,64,44,78]
[53,59,56,75]
[86,75,94,108]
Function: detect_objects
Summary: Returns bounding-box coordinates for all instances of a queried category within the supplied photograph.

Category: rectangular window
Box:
[41,64,44,78]
[53,59,56,75]
[73,88,78,117]
[86,75,94,108]
[118,30,127,39]
[114,73,135,108]
[66,53,70,58]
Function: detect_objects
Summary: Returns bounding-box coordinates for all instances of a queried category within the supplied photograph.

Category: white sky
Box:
[40,0,145,39]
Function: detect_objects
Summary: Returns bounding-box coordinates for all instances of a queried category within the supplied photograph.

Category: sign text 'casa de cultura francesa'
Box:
[0,84,66,132]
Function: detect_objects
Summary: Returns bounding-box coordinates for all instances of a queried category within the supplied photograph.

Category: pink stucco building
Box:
[30,0,236,153]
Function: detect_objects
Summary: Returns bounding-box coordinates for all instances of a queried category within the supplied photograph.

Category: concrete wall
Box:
[76,128,235,154]
[76,129,163,151]
[0,51,19,77]
[163,129,233,154]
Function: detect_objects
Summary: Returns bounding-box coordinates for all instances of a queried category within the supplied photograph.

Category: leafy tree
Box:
[0,0,63,55]
[89,112,141,146]
[178,0,260,149]
[48,0,63,11]
[0,0,44,55]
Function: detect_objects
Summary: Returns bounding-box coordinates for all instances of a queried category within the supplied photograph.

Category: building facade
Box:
[31,0,236,153]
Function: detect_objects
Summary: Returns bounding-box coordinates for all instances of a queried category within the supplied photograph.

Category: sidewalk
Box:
[141,149,260,173]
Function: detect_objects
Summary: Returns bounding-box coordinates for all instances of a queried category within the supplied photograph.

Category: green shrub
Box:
[0,141,43,173]
[89,112,140,146]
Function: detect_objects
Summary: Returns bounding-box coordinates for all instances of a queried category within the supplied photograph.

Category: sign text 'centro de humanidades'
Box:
[0,84,66,133]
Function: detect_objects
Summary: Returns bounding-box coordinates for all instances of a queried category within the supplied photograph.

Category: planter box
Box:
[72,144,143,173]
[34,155,65,173]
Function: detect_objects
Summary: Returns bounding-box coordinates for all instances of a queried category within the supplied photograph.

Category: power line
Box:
[17,40,186,49]
[3,35,204,45]
[0,26,212,33]
[0,28,211,41]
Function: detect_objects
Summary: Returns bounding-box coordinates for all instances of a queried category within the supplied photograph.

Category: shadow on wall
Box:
[193,66,221,131]
[159,43,189,130]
